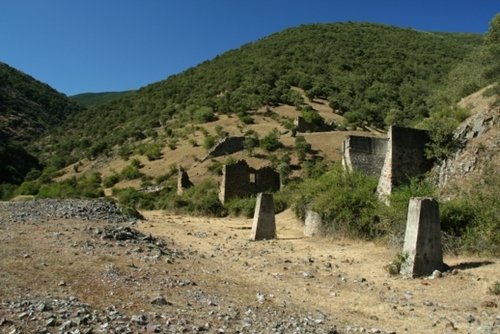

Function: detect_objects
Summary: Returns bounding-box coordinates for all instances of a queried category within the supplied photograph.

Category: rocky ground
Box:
[1,199,500,333]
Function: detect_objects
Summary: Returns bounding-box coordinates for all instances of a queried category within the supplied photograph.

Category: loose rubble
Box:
[0,199,139,224]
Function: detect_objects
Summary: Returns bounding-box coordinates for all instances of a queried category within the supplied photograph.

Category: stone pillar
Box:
[250,193,276,240]
[400,197,444,277]
[304,210,322,237]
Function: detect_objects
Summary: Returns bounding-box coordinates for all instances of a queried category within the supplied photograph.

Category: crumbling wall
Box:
[202,136,246,161]
[294,116,334,133]
[177,166,193,195]
[377,126,432,199]
[255,166,281,193]
[218,160,280,204]
[342,135,388,177]
[294,116,313,133]
[218,160,251,204]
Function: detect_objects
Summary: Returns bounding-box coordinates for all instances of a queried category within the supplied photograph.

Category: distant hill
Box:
[0,62,85,185]
[70,91,131,107]
[42,22,483,167]
[0,62,85,143]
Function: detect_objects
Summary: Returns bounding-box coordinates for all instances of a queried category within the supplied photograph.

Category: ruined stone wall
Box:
[218,160,280,204]
[218,160,251,204]
[177,167,193,195]
[254,166,280,193]
[294,116,313,133]
[377,126,432,198]
[342,135,388,177]
[203,136,246,161]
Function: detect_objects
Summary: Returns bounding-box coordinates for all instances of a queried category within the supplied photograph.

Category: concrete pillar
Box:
[400,197,444,277]
[250,193,276,240]
[304,210,322,237]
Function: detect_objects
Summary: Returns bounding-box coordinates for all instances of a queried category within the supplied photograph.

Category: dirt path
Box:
[138,209,500,333]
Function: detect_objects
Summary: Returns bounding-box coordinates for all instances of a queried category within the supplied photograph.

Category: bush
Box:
[14,181,40,196]
[226,196,256,218]
[103,174,120,188]
[0,183,17,200]
[203,136,216,151]
[260,128,282,152]
[120,165,144,180]
[194,107,216,123]
[295,136,311,162]
[289,163,381,239]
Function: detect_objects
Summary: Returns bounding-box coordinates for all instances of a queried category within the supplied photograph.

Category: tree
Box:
[482,13,500,81]
[243,136,258,156]
[260,128,282,152]
[295,136,311,162]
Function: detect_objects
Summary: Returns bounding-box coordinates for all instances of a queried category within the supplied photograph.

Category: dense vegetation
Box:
[0,62,86,189]
[0,62,85,143]
[70,91,131,107]
[38,22,482,168]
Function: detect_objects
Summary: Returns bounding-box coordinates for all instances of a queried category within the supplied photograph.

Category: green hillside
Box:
[0,62,85,188]
[0,62,85,143]
[70,91,131,107]
[41,22,482,167]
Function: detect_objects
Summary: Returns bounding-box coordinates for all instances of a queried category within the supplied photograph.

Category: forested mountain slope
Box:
[0,62,85,143]
[70,91,131,108]
[0,62,85,185]
[42,22,482,168]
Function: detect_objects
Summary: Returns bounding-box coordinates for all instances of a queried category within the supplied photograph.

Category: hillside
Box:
[0,62,86,186]
[70,91,131,107]
[0,62,85,143]
[38,22,483,169]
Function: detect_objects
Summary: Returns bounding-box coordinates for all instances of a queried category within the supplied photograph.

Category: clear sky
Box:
[1,1,499,96]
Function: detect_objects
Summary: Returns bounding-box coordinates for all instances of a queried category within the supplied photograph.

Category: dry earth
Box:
[2,203,500,333]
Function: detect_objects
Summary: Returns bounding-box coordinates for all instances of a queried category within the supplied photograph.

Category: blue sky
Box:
[1,1,499,96]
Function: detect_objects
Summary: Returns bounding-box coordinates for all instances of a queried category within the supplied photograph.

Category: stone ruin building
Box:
[218,160,280,204]
[294,116,334,133]
[342,126,433,199]
[177,166,194,195]
[176,159,280,204]
[200,136,258,162]
[342,135,388,177]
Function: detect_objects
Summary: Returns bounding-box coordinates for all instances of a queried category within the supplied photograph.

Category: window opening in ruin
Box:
[249,173,256,184]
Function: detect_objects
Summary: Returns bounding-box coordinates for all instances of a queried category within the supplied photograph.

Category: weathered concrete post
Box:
[304,210,322,237]
[250,193,276,240]
[400,197,444,277]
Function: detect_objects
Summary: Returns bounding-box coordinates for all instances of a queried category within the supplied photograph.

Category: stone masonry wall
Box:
[377,126,432,198]
[177,167,194,195]
[218,160,251,204]
[255,166,281,193]
[342,135,388,177]
[218,160,281,204]
[202,136,247,161]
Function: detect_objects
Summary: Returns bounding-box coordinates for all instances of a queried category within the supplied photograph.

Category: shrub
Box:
[194,107,216,123]
[103,174,120,188]
[384,252,408,276]
[120,165,143,180]
[295,136,311,162]
[226,196,257,218]
[14,181,40,196]
[131,158,142,168]
[260,128,282,152]
[203,136,216,151]
[289,163,381,239]
[0,183,17,200]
